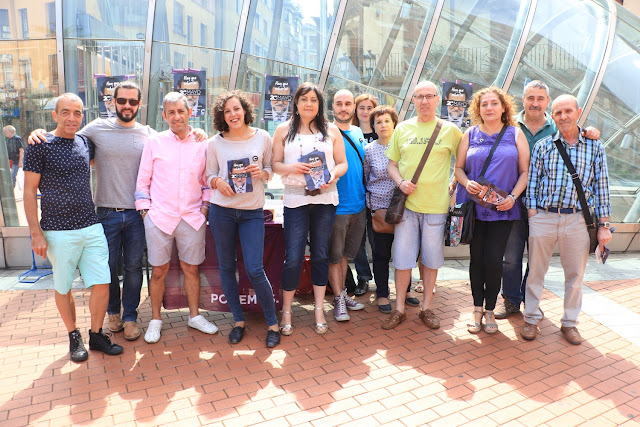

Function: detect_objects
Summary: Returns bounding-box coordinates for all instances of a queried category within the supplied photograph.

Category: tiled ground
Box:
[1,265,640,427]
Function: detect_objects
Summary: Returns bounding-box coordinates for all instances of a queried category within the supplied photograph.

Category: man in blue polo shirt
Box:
[23,93,123,362]
[328,89,366,321]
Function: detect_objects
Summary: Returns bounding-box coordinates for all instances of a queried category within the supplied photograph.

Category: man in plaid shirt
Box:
[521,94,612,345]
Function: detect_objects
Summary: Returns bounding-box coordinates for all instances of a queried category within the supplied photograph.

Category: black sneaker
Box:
[89,328,124,356]
[69,329,88,362]
[354,279,369,296]
[266,330,281,348]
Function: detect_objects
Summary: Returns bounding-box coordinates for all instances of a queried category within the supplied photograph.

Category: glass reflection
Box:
[63,0,149,40]
[329,0,436,98]
[153,0,240,50]
[509,0,609,108]
[0,0,57,40]
[64,40,145,123]
[324,75,402,121]
[148,43,234,132]
[242,0,338,71]
[583,12,640,222]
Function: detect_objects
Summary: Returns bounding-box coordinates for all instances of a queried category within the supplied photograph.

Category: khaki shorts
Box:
[328,208,366,264]
[144,215,206,266]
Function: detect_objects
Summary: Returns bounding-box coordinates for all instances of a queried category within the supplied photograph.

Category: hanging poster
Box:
[173,70,206,117]
[264,75,298,122]
[97,75,125,119]
[442,80,473,129]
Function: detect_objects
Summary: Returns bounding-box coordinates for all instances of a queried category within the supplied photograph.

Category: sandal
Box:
[314,307,328,335]
[483,310,498,334]
[414,281,424,293]
[280,311,293,336]
[467,307,483,334]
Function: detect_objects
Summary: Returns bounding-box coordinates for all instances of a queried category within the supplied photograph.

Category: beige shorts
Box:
[144,215,206,266]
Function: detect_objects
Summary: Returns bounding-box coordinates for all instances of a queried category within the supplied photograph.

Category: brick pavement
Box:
[1,278,640,426]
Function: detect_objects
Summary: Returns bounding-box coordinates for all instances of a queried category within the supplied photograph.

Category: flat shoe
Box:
[266,330,280,348]
[483,311,498,334]
[381,310,406,330]
[378,303,392,314]
[228,326,245,344]
[405,297,420,307]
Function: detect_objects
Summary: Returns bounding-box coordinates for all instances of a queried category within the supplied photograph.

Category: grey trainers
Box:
[333,294,350,321]
[340,289,364,311]
[494,298,521,319]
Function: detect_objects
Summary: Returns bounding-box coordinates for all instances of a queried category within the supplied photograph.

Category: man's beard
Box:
[334,113,353,124]
[116,107,138,123]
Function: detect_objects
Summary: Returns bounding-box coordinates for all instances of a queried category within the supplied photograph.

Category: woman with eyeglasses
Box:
[272,82,348,335]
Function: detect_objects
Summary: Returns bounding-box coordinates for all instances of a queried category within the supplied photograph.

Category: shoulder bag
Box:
[552,138,599,253]
[385,120,443,225]
[445,124,507,246]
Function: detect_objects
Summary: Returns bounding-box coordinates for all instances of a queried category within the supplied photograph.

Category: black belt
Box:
[545,207,581,214]
[97,207,136,212]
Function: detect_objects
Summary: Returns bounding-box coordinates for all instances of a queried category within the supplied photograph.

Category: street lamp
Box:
[338,53,350,75]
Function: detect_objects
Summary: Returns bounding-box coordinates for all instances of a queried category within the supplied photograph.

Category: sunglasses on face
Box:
[115,98,140,106]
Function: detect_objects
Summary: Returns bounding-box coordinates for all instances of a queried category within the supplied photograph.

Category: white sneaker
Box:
[188,314,218,334]
[144,319,163,343]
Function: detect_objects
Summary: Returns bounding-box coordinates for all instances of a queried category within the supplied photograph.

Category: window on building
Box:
[236,0,243,14]
[0,9,10,39]
[46,2,55,36]
[187,15,192,43]
[200,23,207,46]
[19,9,28,39]
[173,1,185,35]
[174,51,184,69]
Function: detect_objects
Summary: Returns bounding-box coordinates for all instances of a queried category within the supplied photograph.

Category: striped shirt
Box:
[524,129,611,218]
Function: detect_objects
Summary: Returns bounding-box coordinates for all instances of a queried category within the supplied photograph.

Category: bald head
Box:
[412,80,440,122]
[414,81,438,96]
[333,89,356,127]
[552,94,579,111]
[551,94,582,142]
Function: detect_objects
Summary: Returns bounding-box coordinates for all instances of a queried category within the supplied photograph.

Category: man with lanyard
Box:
[328,89,366,322]
[522,94,612,344]
[384,81,463,330]
[496,80,599,319]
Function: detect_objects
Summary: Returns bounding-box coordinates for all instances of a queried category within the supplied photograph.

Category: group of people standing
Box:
[22,76,612,363]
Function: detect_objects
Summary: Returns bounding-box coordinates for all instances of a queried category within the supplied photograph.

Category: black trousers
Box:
[469,219,513,311]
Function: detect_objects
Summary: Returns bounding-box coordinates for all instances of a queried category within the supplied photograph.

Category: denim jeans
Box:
[209,205,277,327]
[502,213,529,306]
[97,208,145,322]
[10,164,19,187]
[281,203,337,291]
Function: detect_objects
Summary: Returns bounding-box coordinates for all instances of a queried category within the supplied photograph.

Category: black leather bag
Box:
[384,120,443,225]
[445,201,475,246]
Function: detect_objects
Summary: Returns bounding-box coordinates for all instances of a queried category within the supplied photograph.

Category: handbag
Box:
[372,208,394,234]
[552,139,599,253]
[385,120,443,225]
[445,124,507,246]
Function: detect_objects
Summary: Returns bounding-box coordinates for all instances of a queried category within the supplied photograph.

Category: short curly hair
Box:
[468,86,516,127]
[212,90,256,132]
[369,105,399,129]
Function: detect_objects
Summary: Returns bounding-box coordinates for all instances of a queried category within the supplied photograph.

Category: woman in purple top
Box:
[454,87,529,335]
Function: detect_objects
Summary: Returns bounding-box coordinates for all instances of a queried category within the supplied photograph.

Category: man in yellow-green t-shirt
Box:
[385,81,462,330]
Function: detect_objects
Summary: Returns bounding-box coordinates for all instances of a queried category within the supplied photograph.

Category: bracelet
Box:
[213,177,220,189]
[508,194,516,202]
[398,180,405,187]
[202,201,211,207]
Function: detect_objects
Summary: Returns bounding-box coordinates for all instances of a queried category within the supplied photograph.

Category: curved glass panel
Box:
[63,0,149,39]
[242,0,338,71]
[147,42,234,133]
[324,75,403,121]
[64,39,145,122]
[583,11,640,223]
[328,0,437,98]
[412,0,530,114]
[0,40,58,227]
[153,0,240,50]
[509,0,609,107]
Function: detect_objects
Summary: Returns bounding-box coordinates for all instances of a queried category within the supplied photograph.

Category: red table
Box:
[162,222,285,312]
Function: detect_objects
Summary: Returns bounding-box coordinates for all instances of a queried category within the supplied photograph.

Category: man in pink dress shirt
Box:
[135,92,218,343]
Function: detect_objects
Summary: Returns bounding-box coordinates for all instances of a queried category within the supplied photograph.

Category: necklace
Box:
[298,133,319,157]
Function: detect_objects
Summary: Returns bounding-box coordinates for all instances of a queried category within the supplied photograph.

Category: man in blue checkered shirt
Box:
[521,94,612,345]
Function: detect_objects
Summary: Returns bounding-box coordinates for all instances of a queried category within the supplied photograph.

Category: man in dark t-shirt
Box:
[23,93,123,363]
[3,125,24,187]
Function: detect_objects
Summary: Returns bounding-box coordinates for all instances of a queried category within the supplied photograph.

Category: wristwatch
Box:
[508,193,516,202]
[598,222,611,228]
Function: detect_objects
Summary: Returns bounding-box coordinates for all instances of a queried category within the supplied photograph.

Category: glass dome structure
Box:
[1,0,639,230]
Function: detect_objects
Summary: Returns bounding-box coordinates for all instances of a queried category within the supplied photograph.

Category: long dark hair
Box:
[285,82,329,144]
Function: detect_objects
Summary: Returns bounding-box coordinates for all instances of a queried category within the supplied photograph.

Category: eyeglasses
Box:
[115,98,140,106]
[412,94,438,102]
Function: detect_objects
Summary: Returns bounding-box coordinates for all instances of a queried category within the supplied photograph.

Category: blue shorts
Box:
[392,208,446,270]
[43,223,110,294]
